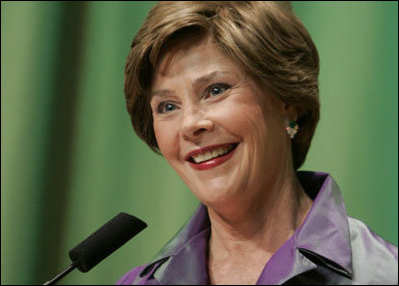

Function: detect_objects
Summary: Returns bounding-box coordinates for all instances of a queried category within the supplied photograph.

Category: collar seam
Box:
[139,226,211,277]
[163,226,211,258]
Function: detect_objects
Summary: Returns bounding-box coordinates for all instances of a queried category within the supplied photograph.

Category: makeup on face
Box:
[150,37,290,206]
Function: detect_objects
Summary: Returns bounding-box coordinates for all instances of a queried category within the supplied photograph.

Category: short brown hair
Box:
[125,1,320,170]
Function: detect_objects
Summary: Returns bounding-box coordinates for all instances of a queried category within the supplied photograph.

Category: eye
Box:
[205,83,231,98]
[156,102,178,114]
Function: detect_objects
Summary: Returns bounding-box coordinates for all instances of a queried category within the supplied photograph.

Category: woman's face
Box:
[150,38,293,210]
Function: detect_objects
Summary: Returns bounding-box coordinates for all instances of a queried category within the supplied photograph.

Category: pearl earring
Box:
[286,120,299,139]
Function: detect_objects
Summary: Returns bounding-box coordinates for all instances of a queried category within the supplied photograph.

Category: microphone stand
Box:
[40,212,147,285]
[43,263,76,285]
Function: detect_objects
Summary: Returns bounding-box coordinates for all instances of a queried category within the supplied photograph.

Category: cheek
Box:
[153,120,179,159]
[214,98,267,138]
[213,92,285,160]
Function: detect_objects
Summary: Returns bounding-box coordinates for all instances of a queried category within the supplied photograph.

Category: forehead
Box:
[153,37,244,84]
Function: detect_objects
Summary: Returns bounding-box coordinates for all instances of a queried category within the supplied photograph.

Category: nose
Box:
[180,106,214,141]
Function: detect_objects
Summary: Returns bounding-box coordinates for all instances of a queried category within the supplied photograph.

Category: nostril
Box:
[193,128,208,136]
[181,116,214,141]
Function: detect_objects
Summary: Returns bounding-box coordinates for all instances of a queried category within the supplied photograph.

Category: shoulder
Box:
[348,217,398,259]
[115,258,170,285]
[348,217,398,284]
[115,265,147,285]
[115,204,210,285]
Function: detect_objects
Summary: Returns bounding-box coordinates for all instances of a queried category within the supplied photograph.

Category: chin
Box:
[191,178,242,207]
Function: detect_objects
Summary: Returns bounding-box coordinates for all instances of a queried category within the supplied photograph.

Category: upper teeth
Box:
[191,145,234,164]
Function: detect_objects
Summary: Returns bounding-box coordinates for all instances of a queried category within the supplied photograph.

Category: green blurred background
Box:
[1,1,397,285]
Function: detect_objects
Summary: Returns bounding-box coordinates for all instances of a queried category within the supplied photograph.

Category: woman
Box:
[117,2,397,285]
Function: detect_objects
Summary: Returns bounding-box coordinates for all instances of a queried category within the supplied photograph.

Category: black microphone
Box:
[43,212,147,285]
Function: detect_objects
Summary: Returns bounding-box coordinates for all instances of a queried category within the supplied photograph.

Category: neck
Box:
[207,171,312,258]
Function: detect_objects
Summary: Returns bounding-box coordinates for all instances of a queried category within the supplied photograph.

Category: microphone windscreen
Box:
[68,212,147,272]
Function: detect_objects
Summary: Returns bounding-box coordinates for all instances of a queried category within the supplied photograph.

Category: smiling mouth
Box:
[187,143,239,164]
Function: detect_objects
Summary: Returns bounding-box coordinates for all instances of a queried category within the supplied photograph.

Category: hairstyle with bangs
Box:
[124,1,320,170]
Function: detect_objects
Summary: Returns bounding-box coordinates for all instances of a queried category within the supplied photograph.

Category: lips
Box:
[184,143,239,170]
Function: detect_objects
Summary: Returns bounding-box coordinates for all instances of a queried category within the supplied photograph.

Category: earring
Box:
[286,120,299,139]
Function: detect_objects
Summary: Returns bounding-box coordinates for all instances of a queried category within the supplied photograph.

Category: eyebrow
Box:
[193,71,221,87]
[150,71,231,99]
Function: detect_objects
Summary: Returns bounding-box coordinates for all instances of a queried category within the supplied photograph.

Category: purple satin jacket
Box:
[116,171,398,285]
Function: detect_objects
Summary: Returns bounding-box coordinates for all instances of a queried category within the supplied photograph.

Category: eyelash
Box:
[155,83,231,114]
[156,102,177,114]
[204,83,231,99]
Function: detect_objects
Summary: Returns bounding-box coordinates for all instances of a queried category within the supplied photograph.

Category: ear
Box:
[283,103,298,121]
